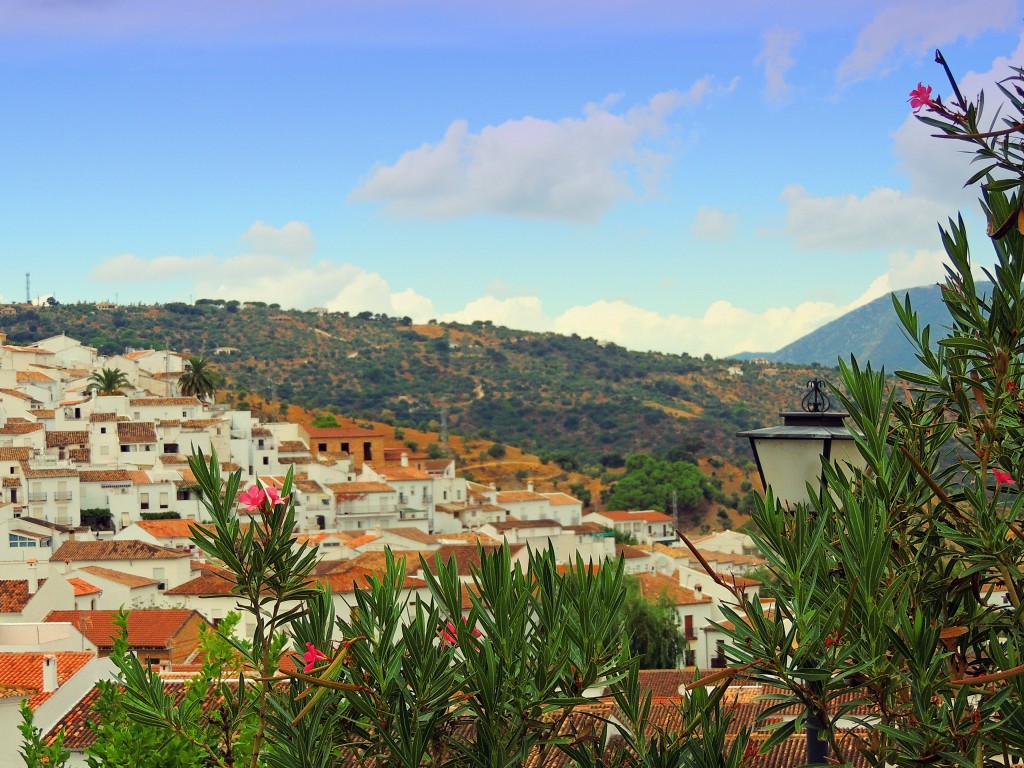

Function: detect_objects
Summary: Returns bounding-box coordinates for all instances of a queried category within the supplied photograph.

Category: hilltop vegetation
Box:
[2,301,829,468]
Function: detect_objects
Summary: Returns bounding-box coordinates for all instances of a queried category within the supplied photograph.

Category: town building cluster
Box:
[0,332,769,765]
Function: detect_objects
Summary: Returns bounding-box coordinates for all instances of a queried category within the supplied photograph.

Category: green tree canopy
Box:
[177,356,217,400]
[621,577,684,669]
[604,453,710,516]
[87,367,131,395]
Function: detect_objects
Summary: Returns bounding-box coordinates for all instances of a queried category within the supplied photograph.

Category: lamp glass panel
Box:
[753,437,826,509]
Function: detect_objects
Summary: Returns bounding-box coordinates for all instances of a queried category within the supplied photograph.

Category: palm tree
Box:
[88,367,131,396]
[178,356,218,401]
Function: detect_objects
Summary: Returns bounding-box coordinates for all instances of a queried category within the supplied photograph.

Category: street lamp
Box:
[738,379,864,510]
[738,379,865,764]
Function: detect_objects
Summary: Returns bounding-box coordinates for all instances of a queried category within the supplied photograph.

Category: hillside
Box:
[1,301,829,469]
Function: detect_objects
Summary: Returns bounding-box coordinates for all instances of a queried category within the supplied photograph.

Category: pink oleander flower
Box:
[264,486,289,507]
[909,82,935,113]
[238,485,266,512]
[440,619,482,646]
[994,469,1016,486]
[303,642,328,672]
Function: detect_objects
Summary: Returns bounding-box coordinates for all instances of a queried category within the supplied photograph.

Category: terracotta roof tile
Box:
[165,572,236,596]
[0,446,32,461]
[129,397,202,406]
[78,566,159,588]
[278,440,308,452]
[301,425,382,438]
[78,469,137,483]
[21,465,78,478]
[132,519,211,540]
[0,580,45,613]
[2,476,20,487]
[598,510,675,523]
[117,421,158,443]
[495,490,547,503]
[328,482,395,496]
[0,651,94,709]
[52,540,188,561]
[68,578,102,597]
[16,371,55,382]
[68,447,91,462]
[486,519,560,531]
[89,412,123,422]
[45,609,210,649]
[635,572,711,606]
[0,421,43,434]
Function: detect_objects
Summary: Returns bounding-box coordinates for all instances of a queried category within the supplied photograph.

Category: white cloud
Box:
[756,26,800,104]
[780,184,948,251]
[350,85,726,222]
[439,295,550,332]
[849,249,948,308]
[691,205,738,240]
[90,221,433,316]
[837,0,1017,84]
[239,220,315,258]
[90,253,216,281]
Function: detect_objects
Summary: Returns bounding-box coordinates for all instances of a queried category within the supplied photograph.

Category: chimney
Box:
[694,583,703,595]
[26,558,38,594]
[42,655,58,693]
[400,452,408,467]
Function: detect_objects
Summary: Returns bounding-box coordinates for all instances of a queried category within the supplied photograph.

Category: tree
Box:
[621,579,684,669]
[310,412,340,429]
[177,356,217,400]
[88,367,131,395]
[706,57,1024,765]
[605,453,710,516]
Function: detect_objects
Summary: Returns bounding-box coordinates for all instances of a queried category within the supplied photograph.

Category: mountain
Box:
[0,301,829,467]
[767,283,975,372]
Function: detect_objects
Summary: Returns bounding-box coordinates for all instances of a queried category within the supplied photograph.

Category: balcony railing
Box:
[53,492,73,502]
[28,493,48,502]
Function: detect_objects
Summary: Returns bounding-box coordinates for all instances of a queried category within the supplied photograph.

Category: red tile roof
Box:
[45,430,89,448]
[598,510,675,523]
[132,519,211,540]
[0,651,94,709]
[68,578,102,597]
[52,540,188,561]
[129,397,203,406]
[117,421,158,443]
[165,572,236,596]
[44,609,210,649]
[301,425,382,438]
[0,579,45,613]
[634,572,711,606]
[78,566,159,589]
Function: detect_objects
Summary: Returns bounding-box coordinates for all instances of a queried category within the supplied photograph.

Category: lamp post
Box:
[738,379,865,764]
[738,379,863,510]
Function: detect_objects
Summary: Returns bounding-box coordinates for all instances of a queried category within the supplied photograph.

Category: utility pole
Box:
[440,400,449,451]
[25,273,30,304]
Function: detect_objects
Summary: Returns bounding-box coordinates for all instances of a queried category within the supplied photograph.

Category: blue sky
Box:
[1,0,1021,356]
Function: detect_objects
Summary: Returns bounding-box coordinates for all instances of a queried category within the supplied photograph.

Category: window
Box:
[140,492,150,510]
[318,443,327,452]
[257,439,265,449]
[177,489,191,501]
[100,446,109,456]
[362,442,372,461]
[120,445,130,453]
[341,442,350,454]
[100,427,106,434]
[164,443,179,454]
[159,492,169,509]
[8,533,36,548]
[262,457,269,465]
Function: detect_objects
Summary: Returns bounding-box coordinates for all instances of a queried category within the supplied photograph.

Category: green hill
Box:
[2,301,832,466]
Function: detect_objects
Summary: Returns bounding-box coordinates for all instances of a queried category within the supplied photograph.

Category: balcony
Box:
[28,493,48,502]
[54,491,73,502]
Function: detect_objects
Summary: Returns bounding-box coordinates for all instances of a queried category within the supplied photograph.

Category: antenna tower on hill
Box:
[25,273,30,304]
